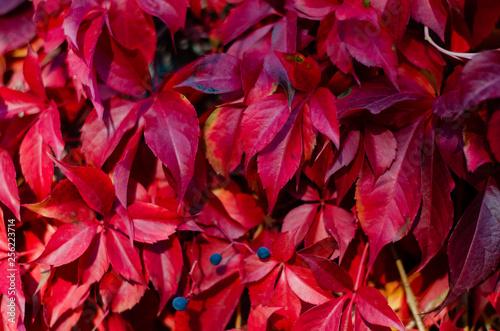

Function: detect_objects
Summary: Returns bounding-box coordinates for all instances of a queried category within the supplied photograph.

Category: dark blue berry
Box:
[173,297,188,311]
[257,247,270,259]
[210,253,223,265]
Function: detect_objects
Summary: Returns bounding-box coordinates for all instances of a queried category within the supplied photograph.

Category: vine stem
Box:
[423,26,477,60]
[355,243,369,291]
[390,244,426,331]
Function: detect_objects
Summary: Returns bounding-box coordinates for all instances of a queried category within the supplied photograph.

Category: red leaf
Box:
[23,179,96,223]
[309,87,340,148]
[19,121,53,200]
[99,269,146,313]
[442,178,500,308]
[293,0,340,19]
[284,264,334,304]
[323,205,356,261]
[33,221,98,267]
[0,88,45,119]
[272,232,296,263]
[301,254,354,293]
[243,254,280,283]
[292,295,348,331]
[78,231,109,285]
[341,20,399,88]
[81,97,140,168]
[268,271,301,330]
[137,0,188,36]
[356,285,405,331]
[411,0,447,41]
[143,91,199,201]
[241,93,291,163]
[176,54,242,94]
[282,203,319,246]
[128,202,182,243]
[107,0,157,62]
[463,113,492,172]
[275,52,321,92]
[175,274,245,331]
[23,45,47,100]
[143,237,183,313]
[413,122,454,269]
[248,305,282,331]
[51,158,115,216]
[258,105,302,212]
[94,30,151,96]
[106,228,146,285]
[38,102,65,160]
[363,123,397,179]
[355,121,423,267]
[203,105,244,175]
[0,149,20,220]
[220,0,278,45]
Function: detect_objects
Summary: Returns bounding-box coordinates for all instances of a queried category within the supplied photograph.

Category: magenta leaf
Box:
[38,102,65,160]
[309,87,340,148]
[284,264,333,305]
[487,106,500,163]
[143,91,199,201]
[51,158,115,216]
[33,221,98,267]
[23,45,47,100]
[137,0,188,37]
[410,0,447,41]
[0,88,45,119]
[176,54,242,94]
[356,285,405,331]
[442,177,500,308]
[78,231,109,285]
[363,123,397,179]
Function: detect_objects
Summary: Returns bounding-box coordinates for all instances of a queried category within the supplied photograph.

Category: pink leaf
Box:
[282,203,319,246]
[243,254,279,283]
[301,254,354,293]
[355,121,423,267]
[323,205,356,261]
[143,91,199,202]
[143,237,183,313]
[176,54,242,94]
[51,158,115,216]
[356,285,405,331]
[33,221,98,267]
[106,228,146,285]
[0,149,20,220]
[0,88,45,119]
[19,121,53,200]
[23,179,96,223]
[442,178,500,308]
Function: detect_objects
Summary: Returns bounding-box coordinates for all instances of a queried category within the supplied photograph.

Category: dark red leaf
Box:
[275,52,321,92]
[442,178,500,308]
[51,158,115,216]
[293,0,340,19]
[487,106,500,163]
[33,221,98,267]
[143,91,199,202]
[363,123,397,179]
[323,205,356,261]
[411,0,447,41]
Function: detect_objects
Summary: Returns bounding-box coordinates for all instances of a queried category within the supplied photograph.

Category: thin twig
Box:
[390,244,426,331]
[423,26,477,60]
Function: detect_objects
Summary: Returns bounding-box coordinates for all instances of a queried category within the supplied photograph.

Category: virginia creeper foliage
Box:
[0,0,499,330]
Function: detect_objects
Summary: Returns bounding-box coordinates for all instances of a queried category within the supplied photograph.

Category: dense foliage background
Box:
[0,0,500,330]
